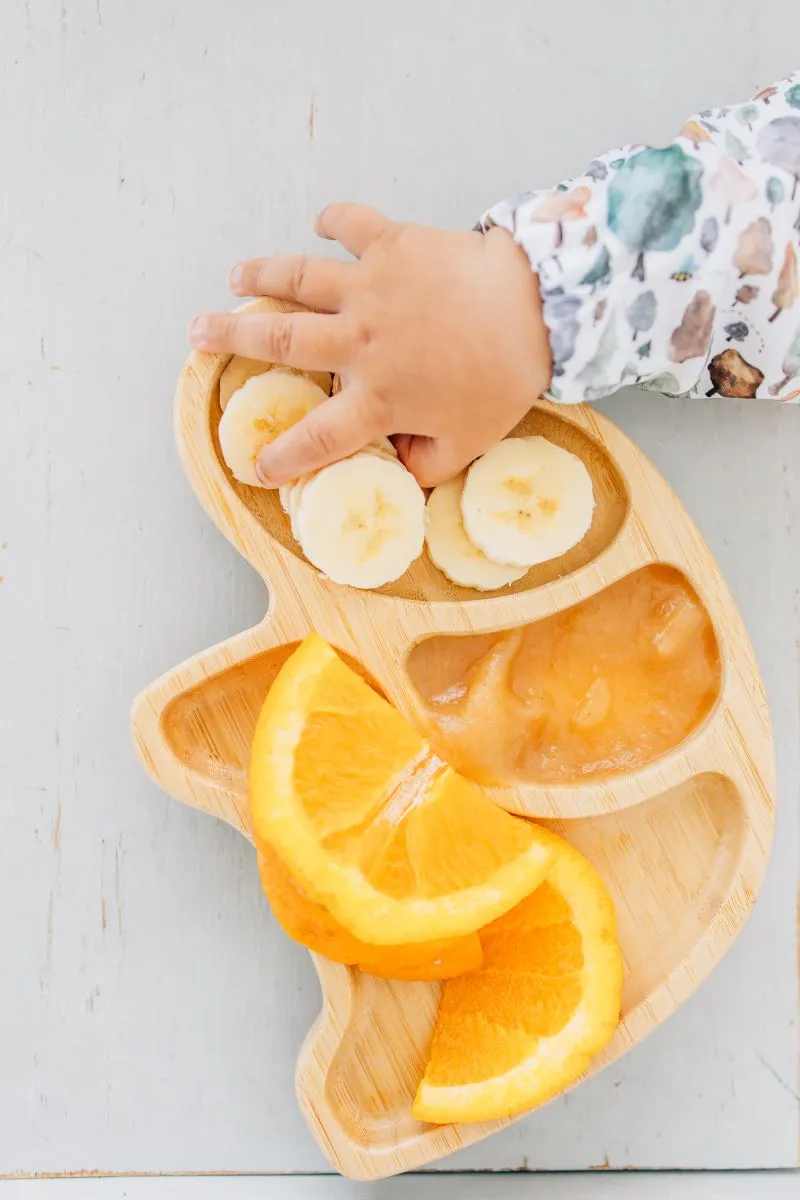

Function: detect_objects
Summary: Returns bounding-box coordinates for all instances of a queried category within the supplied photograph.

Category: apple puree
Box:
[407,565,721,785]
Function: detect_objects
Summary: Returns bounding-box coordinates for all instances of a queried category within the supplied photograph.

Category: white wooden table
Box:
[1,1,798,1195]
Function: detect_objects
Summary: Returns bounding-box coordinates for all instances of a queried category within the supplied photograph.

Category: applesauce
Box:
[407,565,721,785]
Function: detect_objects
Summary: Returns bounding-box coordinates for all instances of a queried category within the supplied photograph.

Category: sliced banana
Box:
[287,479,308,542]
[281,442,397,547]
[219,358,331,411]
[279,480,304,535]
[218,369,329,486]
[425,475,528,591]
[279,439,394,509]
[294,453,425,589]
[461,436,595,568]
[276,477,308,540]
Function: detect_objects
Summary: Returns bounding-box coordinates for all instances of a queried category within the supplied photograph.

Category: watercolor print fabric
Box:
[479,73,800,404]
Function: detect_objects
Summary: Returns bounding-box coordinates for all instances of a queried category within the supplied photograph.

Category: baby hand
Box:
[189,204,551,486]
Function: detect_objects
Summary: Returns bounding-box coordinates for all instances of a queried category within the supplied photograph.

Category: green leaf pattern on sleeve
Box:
[478,72,800,404]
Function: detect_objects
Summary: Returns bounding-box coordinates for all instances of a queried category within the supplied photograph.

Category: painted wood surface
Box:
[1,0,798,1180]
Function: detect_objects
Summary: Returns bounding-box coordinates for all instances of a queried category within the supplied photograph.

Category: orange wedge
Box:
[413,836,623,1123]
[249,634,558,945]
[257,843,482,980]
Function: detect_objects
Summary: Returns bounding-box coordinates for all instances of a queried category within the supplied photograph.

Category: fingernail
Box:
[228,263,245,293]
[189,315,211,347]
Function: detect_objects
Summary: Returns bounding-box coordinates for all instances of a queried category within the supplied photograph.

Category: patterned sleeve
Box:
[478,72,800,404]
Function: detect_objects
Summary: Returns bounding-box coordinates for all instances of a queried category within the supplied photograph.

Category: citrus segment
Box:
[256,844,482,981]
[291,650,426,839]
[412,838,623,1123]
[249,634,557,945]
[403,770,537,897]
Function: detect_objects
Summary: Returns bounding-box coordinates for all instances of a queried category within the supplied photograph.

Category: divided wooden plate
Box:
[131,298,775,1180]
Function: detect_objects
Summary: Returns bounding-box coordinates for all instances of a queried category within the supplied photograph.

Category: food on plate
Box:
[413,837,623,1123]
[218,371,594,594]
[218,369,329,486]
[460,436,595,568]
[249,635,624,1121]
[408,565,720,785]
[249,634,559,945]
[219,356,330,411]
[292,453,425,589]
[257,842,483,980]
[425,474,528,590]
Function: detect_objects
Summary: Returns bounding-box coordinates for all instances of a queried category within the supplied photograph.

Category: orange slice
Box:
[249,634,558,945]
[413,837,623,1123]
[257,843,482,980]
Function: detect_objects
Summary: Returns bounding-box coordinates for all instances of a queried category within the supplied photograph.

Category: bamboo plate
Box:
[132,298,775,1180]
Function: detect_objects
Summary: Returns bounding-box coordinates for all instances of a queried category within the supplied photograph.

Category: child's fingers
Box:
[392,433,412,461]
[228,255,354,312]
[188,310,346,371]
[255,387,384,485]
[398,434,474,489]
[315,203,392,257]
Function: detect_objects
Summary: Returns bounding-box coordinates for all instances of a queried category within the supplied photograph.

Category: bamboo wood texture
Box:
[131,299,775,1180]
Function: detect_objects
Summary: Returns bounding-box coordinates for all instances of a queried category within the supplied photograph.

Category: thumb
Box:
[256,388,382,485]
[398,435,471,488]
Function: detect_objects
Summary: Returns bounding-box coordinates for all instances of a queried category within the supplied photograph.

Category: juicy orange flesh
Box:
[250,635,624,1115]
[325,767,537,901]
[403,772,536,898]
[424,883,585,1087]
[291,654,537,901]
[409,564,721,785]
[256,842,482,980]
[294,655,425,839]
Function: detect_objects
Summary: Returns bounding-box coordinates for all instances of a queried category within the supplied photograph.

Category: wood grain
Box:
[131,299,776,1179]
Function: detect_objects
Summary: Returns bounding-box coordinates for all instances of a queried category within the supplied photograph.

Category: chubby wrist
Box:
[481,225,553,401]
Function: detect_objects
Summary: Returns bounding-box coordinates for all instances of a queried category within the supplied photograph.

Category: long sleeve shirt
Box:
[479,71,800,404]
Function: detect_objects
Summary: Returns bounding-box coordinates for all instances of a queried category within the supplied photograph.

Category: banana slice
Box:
[294,454,425,589]
[279,480,305,537]
[425,475,528,590]
[219,358,331,411]
[281,442,397,547]
[279,439,394,510]
[218,369,329,486]
[286,480,305,541]
[461,437,594,568]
